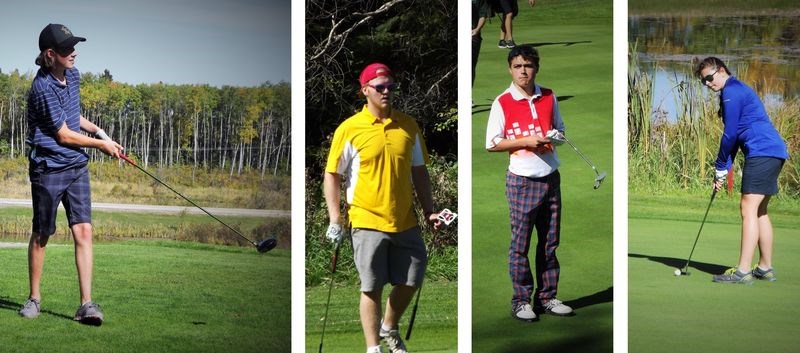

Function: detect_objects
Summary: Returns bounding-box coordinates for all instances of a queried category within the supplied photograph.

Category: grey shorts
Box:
[352,227,428,292]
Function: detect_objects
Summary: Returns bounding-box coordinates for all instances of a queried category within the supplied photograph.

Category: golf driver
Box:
[319,234,343,353]
[677,189,717,276]
[548,131,607,189]
[117,152,276,253]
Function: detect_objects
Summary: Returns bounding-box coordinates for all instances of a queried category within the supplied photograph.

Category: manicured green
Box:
[305,280,457,352]
[0,241,290,353]
[629,193,800,352]
[472,1,613,352]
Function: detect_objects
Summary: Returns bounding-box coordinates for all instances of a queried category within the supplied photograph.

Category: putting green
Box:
[629,195,800,352]
[472,1,613,352]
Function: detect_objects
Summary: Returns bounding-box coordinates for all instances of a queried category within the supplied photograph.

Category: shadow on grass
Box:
[472,96,575,115]
[524,41,592,48]
[565,286,612,311]
[497,332,607,353]
[628,253,728,275]
[0,298,73,320]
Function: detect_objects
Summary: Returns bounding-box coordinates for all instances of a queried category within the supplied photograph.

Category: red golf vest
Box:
[498,87,555,154]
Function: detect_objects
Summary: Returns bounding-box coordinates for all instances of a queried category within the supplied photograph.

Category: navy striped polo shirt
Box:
[26,67,89,171]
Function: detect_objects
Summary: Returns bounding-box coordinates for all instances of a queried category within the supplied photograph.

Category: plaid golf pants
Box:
[505,170,561,307]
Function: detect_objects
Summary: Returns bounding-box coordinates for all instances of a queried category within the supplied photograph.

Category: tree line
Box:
[0,69,290,176]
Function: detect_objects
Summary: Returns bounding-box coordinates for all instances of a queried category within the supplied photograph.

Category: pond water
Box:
[629,15,800,121]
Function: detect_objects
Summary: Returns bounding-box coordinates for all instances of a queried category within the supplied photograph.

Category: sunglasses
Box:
[53,47,75,56]
[700,68,718,85]
[368,83,398,92]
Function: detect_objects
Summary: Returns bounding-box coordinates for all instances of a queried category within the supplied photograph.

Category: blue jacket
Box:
[715,77,788,172]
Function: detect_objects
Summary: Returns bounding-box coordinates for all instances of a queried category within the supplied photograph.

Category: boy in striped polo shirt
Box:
[485,45,574,322]
[19,24,123,326]
[324,63,443,353]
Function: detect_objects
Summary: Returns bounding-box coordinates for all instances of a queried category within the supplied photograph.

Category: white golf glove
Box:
[714,169,728,182]
[545,129,565,146]
[325,223,343,242]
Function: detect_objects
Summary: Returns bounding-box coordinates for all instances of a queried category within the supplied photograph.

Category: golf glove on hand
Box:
[714,169,728,182]
[545,129,565,146]
[325,223,343,242]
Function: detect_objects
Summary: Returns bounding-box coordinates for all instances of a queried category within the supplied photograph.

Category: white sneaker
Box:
[542,298,574,316]
[511,303,537,322]
[379,327,407,353]
[366,346,385,353]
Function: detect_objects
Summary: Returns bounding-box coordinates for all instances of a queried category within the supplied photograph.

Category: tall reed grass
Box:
[629,44,800,198]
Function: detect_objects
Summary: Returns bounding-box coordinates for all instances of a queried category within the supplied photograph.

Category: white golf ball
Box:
[674,269,682,276]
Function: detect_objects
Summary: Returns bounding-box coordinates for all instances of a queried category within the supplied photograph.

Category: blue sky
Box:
[0,0,291,87]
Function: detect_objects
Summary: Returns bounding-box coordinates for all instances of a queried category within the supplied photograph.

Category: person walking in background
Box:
[20,23,123,325]
[485,45,573,322]
[472,0,491,87]
[324,63,442,353]
[695,57,789,284]
[493,0,536,49]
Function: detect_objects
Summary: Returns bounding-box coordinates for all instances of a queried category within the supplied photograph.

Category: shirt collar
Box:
[508,82,542,101]
[359,105,394,124]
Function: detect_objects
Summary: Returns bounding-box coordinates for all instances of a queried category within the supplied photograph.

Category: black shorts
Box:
[30,163,92,236]
[493,0,519,17]
[741,157,784,195]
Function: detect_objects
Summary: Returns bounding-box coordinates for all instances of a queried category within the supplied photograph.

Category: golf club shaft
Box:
[405,284,422,340]
[319,236,343,353]
[118,153,256,246]
[563,137,599,175]
[683,189,717,272]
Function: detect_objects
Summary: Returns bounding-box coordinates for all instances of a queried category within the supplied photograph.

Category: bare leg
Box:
[72,223,94,304]
[27,232,50,301]
[361,289,383,348]
[383,285,417,328]
[504,13,514,41]
[756,195,773,269]
[737,194,765,271]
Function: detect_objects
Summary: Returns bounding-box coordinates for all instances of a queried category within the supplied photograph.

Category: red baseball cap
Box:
[359,63,392,86]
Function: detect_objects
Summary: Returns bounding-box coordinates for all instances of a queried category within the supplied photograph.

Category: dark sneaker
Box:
[511,303,537,322]
[379,326,407,353]
[505,39,517,48]
[498,39,507,48]
[74,301,104,326]
[540,298,574,316]
[753,266,776,282]
[712,268,754,284]
[19,298,41,319]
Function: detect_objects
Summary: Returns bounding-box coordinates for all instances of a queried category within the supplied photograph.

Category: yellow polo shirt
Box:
[325,105,430,232]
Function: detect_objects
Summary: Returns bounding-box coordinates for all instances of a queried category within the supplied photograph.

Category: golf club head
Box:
[256,237,278,253]
[593,172,607,189]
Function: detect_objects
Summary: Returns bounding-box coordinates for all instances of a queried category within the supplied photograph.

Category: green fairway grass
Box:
[472,1,613,352]
[0,241,290,352]
[629,193,800,352]
[305,281,457,352]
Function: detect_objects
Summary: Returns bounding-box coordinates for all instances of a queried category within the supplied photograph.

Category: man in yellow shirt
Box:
[324,63,442,353]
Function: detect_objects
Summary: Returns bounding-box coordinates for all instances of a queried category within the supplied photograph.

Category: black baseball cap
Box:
[39,24,86,51]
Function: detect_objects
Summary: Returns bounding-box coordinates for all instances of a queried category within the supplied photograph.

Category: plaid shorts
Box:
[29,163,92,236]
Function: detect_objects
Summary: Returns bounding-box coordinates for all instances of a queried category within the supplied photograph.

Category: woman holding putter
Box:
[695,57,789,284]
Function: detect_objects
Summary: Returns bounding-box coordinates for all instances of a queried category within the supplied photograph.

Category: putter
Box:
[117,153,276,253]
[679,189,717,276]
[319,234,344,353]
[558,134,607,189]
